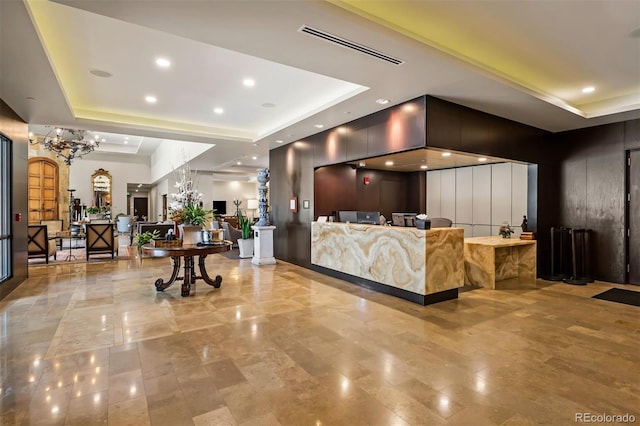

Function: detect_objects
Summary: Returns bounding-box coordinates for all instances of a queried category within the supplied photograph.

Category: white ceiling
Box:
[1,0,639,182]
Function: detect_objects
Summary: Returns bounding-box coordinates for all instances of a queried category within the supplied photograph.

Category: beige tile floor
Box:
[2,255,639,425]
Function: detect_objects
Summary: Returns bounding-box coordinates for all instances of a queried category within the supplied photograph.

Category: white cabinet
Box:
[491,163,512,226]
[511,163,528,227]
[455,167,473,224]
[426,170,441,217]
[472,164,491,225]
[440,169,456,221]
[426,162,528,235]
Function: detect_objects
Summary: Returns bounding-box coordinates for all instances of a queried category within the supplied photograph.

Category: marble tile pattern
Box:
[464,236,537,289]
[0,255,638,425]
[311,223,464,296]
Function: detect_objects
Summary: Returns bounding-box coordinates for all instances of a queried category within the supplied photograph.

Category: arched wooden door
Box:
[28,157,59,223]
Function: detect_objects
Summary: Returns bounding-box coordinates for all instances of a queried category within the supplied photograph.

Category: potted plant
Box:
[86,205,101,220]
[178,205,213,245]
[237,211,254,258]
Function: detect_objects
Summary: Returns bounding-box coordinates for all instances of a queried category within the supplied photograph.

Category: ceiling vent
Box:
[298,25,403,66]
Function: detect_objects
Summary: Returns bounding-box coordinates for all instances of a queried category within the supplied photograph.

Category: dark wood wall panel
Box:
[346,122,368,161]
[367,97,426,156]
[554,121,637,283]
[313,164,356,218]
[0,97,29,300]
[270,140,315,268]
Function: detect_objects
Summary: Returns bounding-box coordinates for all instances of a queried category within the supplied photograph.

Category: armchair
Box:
[220,222,242,247]
[85,223,119,260]
[40,219,63,249]
[28,225,57,263]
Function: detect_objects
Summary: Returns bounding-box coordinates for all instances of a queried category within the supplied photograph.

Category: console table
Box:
[464,236,536,289]
[143,242,232,296]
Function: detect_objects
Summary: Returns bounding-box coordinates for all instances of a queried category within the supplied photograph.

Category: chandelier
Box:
[29,127,101,165]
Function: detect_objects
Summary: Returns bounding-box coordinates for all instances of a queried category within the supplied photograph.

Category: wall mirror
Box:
[91,168,111,210]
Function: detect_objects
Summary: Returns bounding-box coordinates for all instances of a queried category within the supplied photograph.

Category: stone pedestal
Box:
[251,225,276,265]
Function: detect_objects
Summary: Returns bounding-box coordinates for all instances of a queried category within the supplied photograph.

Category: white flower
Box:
[416,214,428,220]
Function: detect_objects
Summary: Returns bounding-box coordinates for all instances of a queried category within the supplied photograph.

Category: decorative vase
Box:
[179,224,203,245]
[238,238,254,258]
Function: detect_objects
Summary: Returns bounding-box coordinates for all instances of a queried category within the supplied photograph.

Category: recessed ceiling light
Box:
[582,86,595,94]
[124,140,128,144]
[137,184,142,188]
[261,103,276,108]
[89,69,112,78]
[376,98,390,105]
[385,161,394,166]
[243,78,255,87]
[252,156,257,160]
[237,161,242,165]
[155,58,171,68]
[478,157,487,162]
[442,152,451,157]
[213,107,224,114]
[314,124,324,128]
[276,140,283,144]
[420,165,428,169]
[101,138,106,143]
[145,95,157,103]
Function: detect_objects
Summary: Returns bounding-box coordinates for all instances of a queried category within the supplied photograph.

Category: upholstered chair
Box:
[40,219,63,249]
[429,218,453,228]
[28,225,57,263]
[85,223,119,260]
[220,222,242,247]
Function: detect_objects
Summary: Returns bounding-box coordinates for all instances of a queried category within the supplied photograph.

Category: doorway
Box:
[627,149,639,285]
[133,197,148,221]
[28,158,58,223]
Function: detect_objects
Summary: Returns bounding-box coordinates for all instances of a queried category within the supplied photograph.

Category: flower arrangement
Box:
[86,206,99,214]
[168,161,209,225]
[499,223,514,238]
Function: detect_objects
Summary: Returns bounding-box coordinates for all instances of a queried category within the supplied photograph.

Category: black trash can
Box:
[563,228,593,285]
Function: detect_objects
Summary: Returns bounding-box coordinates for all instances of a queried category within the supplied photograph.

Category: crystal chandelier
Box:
[29,127,101,165]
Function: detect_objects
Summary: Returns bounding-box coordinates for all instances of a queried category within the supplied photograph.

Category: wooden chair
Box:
[430,217,453,228]
[85,223,118,260]
[28,225,57,263]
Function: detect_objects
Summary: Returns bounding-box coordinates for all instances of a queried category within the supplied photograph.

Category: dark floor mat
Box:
[592,288,640,307]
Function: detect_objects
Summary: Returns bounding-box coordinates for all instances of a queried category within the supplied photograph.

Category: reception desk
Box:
[311,222,464,305]
[464,236,536,289]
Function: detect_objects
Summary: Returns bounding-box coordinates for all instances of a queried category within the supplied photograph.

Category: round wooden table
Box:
[143,242,232,296]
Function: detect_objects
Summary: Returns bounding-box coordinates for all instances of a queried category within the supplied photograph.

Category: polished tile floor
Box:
[1,255,638,425]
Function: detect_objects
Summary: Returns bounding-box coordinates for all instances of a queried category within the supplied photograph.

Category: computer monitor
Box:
[357,211,380,225]
[338,211,358,223]
[391,213,416,227]
[391,213,406,227]
[213,200,227,215]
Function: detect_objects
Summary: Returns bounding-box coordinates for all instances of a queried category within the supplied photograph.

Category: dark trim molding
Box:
[311,264,458,306]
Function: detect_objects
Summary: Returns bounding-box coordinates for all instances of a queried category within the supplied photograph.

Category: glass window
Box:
[0,133,12,283]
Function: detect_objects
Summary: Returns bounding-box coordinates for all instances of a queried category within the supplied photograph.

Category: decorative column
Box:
[252,168,276,265]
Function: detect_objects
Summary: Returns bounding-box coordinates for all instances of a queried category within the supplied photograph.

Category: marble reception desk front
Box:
[311,222,464,304]
[464,236,537,289]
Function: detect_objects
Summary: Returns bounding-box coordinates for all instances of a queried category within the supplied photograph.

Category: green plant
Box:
[237,211,253,240]
[134,230,160,252]
[86,206,99,214]
[179,205,212,226]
